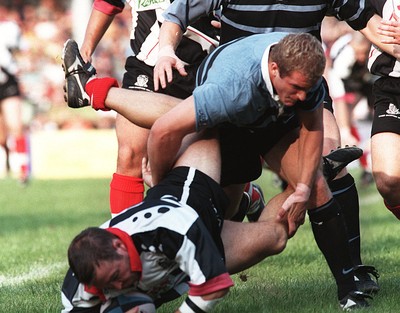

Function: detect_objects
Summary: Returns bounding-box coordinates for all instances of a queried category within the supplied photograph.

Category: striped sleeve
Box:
[331,0,375,30]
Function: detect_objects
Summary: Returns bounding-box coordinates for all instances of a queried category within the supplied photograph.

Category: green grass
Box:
[0,169,398,312]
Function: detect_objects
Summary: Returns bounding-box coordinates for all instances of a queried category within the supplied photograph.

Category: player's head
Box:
[68,227,141,290]
[269,33,326,105]
[270,33,326,85]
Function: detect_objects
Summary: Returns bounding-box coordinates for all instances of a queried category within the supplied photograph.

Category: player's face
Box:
[272,70,313,106]
[92,241,139,290]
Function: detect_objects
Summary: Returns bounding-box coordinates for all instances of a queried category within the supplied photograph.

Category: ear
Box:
[112,238,128,253]
[269,62,279,78]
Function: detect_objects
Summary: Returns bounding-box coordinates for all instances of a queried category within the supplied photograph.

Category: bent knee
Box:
[117,142,147,161]
[116,143,148,175]
[374,173,400,201]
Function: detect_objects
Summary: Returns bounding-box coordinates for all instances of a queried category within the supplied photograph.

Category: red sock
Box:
[85,77,119,111]
[15,135,28,153]
[9,135,30,180]
[110,173,144,215]
[384,201,400,220]
[350,126,370,169]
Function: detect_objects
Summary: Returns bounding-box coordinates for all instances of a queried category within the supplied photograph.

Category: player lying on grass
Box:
[62,129,287,313]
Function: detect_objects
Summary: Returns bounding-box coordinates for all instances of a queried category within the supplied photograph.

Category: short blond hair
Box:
[270,33,326,86]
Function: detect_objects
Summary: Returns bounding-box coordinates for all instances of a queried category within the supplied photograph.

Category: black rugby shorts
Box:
[371,76,400,136]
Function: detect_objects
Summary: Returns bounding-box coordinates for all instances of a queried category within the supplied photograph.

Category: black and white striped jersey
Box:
[368,0,400,78]
[0,20,21,76]
[61,167,232,313]
[163,0,375,44]
[95,0,219,66]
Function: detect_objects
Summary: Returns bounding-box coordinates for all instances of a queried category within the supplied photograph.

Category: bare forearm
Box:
[159,21,184,51]
[148,126,182,185]
[81,9,115,59]
[297,106,324,188]
[147,97,197,184]
[154,21,187,90]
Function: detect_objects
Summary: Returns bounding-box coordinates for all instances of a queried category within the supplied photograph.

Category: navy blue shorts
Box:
[219,113,299,186]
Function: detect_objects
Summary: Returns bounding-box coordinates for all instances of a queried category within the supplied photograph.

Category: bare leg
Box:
[103,87,181,214]
[371,132,400,207]
[222,216,288,274]
[110,114,150,215]
[105,88,181,129]
[2,96,29,182]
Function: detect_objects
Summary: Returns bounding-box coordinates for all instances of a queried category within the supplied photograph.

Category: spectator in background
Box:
[328,30,375,186]
[0,5,30,184]
[0,0,127,132]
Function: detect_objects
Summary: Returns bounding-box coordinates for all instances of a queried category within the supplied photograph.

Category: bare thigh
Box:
[371,132,400,177]
[1,96,23,136]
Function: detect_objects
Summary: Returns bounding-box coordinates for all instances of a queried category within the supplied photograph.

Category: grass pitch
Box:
[0,169,399,313]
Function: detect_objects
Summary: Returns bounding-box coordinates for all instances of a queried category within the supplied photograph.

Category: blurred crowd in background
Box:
[1,0,131,131]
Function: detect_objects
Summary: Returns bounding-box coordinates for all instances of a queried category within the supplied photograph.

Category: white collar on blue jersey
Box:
[261,42,280,103]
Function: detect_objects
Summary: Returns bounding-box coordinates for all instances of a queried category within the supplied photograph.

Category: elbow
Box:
[149,119,169,147]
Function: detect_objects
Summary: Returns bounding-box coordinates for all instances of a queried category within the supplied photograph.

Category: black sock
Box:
[329,174,362,266]
[308,199,356,299]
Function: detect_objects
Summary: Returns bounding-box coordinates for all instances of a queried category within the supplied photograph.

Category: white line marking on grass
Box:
[0,262,66,287]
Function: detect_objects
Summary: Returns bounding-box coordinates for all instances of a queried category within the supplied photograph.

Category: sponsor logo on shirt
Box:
[136,0,170,10]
